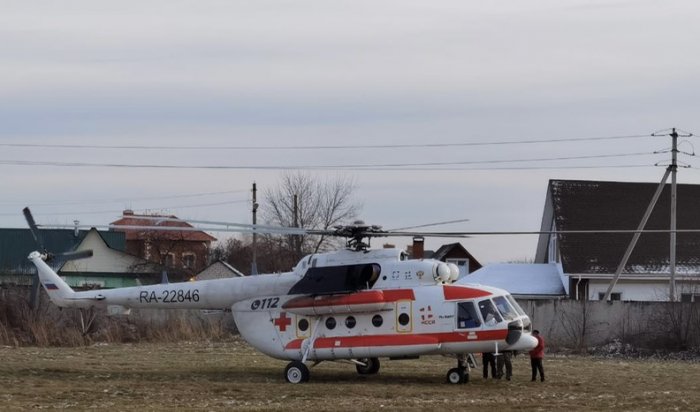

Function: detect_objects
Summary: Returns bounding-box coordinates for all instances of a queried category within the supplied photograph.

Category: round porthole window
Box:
[372,314,383,327]
[345,316,356,329]
[398,313,410,326]
[298,318,309,332]
[326,317,336,330]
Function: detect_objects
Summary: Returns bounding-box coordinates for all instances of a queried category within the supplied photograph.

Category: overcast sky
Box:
[2,0,700,264]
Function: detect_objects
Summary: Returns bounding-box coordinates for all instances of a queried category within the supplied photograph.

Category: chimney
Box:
[74,220,80,237]
[412,236,424,259]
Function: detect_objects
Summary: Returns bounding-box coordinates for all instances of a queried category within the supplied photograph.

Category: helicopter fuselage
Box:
[29,247,537,382]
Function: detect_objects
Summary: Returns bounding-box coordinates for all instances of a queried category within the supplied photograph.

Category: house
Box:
[195,260,245,280]
[0,227,158,288]
[60,228,161,288]
[535,179,700,302]
[110,210,217,280]
[407,237,482,276]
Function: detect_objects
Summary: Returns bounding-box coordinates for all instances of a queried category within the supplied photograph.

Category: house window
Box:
[598,292,621,301]
[183,253,196,269]
[164,253,175,267]
[680,293,700,303]
[547,233,559,263]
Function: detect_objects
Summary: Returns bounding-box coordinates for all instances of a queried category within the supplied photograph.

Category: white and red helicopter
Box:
[23,208,537,384]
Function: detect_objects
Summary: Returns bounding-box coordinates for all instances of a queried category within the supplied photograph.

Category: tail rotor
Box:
[22,207,94,262]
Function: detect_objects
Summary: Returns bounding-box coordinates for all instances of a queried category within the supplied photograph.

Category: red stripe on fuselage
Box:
[382,289,415,301]
[443,285,492,300]
[284,329,508,350]
[283,289,415,310]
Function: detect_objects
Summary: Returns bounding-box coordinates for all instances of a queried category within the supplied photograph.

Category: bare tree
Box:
[262,171,362,261]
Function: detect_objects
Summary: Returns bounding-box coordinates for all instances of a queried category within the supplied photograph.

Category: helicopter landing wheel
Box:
[285,361,310,384]
[356,357,380,375]
[446,367,467,384]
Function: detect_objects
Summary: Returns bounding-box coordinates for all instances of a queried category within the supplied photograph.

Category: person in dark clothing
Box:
[482,352,496,379]
[529,330,545,382]
[496,350,513,380]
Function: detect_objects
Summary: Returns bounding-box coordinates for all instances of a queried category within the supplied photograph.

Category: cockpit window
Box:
[493,296,517,321]
[478,299,503,326]
[457,301,481,329]
[506,294,527,316]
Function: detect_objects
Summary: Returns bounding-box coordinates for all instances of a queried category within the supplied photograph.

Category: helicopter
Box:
[23,207,538,384]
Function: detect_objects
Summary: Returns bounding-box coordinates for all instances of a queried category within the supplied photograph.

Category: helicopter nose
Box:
[509,333,538,351]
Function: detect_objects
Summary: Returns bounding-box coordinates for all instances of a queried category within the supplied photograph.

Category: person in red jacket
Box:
[529,330,545,382]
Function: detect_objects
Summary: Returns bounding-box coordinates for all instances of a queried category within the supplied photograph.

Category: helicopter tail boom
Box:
[28,250,299,310]
[28,251,91,308]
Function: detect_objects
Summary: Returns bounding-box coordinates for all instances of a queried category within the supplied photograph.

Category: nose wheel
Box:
[446,368,466,384]
[446,355,471,384]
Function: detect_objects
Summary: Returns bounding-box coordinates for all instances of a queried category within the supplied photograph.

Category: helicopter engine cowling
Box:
[434,262,451,283]
[447,263,460,283]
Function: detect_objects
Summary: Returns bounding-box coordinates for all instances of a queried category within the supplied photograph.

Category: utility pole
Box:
[655,128,692,301]
[669,128,678,301]
[251,182,258,275]
[604,127,692,301]
[293,194,301,257]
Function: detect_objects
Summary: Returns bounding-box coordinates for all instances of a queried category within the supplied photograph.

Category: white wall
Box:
[61,230,150,274]
[587,279,691,302]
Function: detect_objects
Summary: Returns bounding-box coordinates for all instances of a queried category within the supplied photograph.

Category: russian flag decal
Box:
[45,283,59,290]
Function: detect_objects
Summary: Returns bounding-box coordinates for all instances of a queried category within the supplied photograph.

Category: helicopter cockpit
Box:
[456,293,531,335]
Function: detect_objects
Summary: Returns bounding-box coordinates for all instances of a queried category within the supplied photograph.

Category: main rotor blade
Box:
[111,215,309,233]
[388,218,470,231]
[22,207,45,251]
[37,223,309,236]
[57,250,94,261]
[35,221,700,239]
[379,229,700,236]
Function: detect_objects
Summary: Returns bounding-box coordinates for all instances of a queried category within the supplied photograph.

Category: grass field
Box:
[1,337,699,411]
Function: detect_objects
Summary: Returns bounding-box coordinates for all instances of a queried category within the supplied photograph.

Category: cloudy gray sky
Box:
[2,0,700,263]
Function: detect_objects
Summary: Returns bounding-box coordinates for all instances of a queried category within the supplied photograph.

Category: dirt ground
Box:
[1,337,699,411]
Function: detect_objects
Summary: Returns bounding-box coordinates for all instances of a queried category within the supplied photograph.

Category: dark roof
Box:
[0,228,125,275]
[110,212,217,242]
[431,242,483,271]
[433,243,468,261]
[547,179,700,274]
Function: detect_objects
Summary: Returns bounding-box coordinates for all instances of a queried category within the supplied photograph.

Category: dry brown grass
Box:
[1,337,699,411]
[0,288,232,346]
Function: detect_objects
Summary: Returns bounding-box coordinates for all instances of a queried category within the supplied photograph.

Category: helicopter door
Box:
[396,301,413,333]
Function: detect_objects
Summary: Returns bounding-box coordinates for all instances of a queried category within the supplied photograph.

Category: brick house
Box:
[110,210,217,280]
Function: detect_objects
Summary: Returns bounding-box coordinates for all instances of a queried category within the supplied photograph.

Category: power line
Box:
[0,151,658,171]
[0,200,249,217]
[341,164,654,171]
[338,152,656,169]
[0,189,249,207]
[0,134,652,151]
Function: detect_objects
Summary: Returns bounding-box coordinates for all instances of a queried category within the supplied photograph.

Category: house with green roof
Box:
[0,227,160,288]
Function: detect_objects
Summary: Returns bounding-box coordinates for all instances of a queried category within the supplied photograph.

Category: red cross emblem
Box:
[273,312,292,332]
